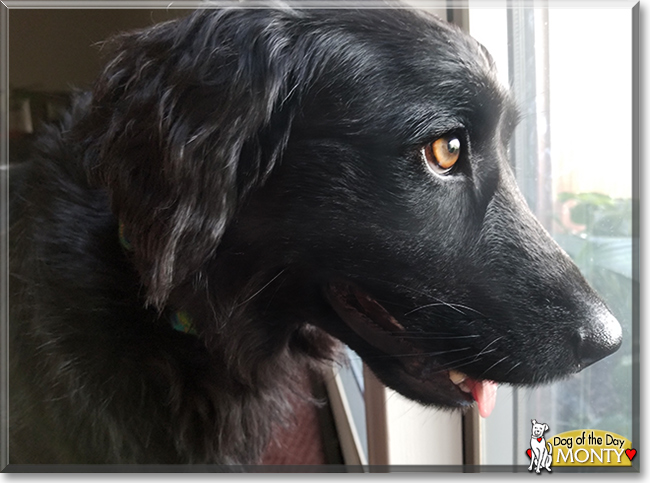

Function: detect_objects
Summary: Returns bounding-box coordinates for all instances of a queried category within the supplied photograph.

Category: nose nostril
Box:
[576,310,623,369]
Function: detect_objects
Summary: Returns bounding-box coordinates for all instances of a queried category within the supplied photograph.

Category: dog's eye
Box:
[423,136,461,174]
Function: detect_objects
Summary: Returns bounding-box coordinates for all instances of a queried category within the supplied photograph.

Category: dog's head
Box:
[531,420,549,438]
[77,7,621,416]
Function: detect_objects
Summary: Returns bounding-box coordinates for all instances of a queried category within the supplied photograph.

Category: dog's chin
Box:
[324,281,498,418]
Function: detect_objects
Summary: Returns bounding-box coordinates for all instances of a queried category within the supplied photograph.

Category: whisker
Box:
[431,358,480,374]
[449,348,498,367]
[398,330,472,335]
[396,334,481,340]
[404,302,485,318]
[405,302,465,316]
[425,341,504,375]
[476,337,504,357]
[402,347,472,358]
[360,275,486,318]
[419,354,492,376]
[234,269,286,308]
[504,361,523,376]
[362,276,432,299]
[362,346,472,360]
[476,355,510,380]
[420,347,500,375]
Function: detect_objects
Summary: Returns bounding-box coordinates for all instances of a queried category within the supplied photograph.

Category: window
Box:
[328,2,638,470]
[470,3,636,467]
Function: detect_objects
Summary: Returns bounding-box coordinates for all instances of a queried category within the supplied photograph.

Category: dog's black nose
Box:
[576,308,622,369]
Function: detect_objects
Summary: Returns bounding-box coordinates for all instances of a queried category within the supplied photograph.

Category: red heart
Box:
[625,449,636,461]
[526,449,532,459]
[537,437,542,442]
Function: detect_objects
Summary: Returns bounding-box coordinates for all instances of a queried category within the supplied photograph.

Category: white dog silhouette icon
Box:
[528,419,553,473]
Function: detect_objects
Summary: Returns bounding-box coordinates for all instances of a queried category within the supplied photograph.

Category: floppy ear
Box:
[531,419,537,425]
[77,10,298,308]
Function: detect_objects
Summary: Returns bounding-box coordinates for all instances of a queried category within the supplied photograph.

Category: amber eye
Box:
[423,136,461,173]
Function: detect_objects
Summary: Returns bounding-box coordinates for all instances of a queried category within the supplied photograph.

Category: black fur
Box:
[9,7,621,464]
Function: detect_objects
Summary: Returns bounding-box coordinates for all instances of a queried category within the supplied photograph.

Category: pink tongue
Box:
[469,379,498,418]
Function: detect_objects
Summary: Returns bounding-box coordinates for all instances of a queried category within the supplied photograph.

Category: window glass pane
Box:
[470,5,635,466]
[468,3,509,87]
[336,348,368,460]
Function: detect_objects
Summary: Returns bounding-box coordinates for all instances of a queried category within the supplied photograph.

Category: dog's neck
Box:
[119,221,197,335]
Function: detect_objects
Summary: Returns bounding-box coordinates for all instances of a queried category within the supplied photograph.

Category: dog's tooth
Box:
[448,370,467,385]
[458,382,472,393]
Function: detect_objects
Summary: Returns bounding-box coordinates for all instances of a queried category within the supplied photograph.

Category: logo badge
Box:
[526,425,636,468]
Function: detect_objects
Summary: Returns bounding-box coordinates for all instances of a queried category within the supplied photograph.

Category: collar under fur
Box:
[119,222,196,335]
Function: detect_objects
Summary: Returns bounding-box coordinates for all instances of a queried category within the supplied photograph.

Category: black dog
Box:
[9,7,622,465]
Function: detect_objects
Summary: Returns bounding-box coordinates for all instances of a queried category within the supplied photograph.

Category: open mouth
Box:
[325,281,498,418]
